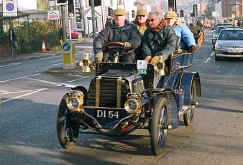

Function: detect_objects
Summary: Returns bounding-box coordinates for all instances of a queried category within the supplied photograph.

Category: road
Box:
[1,32,243,165]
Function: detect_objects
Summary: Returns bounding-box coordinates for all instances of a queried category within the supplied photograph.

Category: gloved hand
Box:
[150,56,165,66]
[144,56,152,63]
[123,42,132,49]
[95,51,103,63]
[188,45,197,53]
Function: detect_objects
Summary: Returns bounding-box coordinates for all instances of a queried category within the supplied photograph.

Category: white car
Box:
[215,28,243,60]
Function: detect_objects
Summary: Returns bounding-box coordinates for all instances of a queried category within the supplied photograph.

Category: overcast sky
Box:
[18,0,37,10]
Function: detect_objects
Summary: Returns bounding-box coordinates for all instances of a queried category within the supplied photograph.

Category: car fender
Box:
[181,72,201,105]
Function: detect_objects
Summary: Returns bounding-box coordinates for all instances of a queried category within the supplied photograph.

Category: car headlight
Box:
[65,91,84,111]
[215,42,221,49]
[124,99,141,113]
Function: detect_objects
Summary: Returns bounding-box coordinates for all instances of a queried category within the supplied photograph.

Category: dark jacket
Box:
[132,20,148,60]
[141,21,178,60]
[93,20,141,63]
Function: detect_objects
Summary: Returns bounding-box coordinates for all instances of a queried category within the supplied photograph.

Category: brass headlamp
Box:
[65,90,84,112]
[154,56,166,76]
[79,53,94,72]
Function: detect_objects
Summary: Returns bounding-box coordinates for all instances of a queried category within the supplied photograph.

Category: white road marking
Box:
[56,83,76,88]
[0,62,22,68]
[26,78,61,85]
[66,75,90,83]
[204,52,215,64]
[52,63,63,66]
[0,73,40,83]
[0,88,47,104]
[0,90,8,93]
[0,90,35,95]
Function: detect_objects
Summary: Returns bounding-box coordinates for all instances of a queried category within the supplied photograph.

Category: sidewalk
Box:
[0,50,63,64]
[0,38,93,65]
[0,40,95,76]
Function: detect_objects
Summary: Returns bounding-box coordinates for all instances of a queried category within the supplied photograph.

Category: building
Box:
[222,0,243,18]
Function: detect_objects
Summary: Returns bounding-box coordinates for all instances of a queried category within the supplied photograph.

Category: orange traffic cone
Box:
[41,40,47,53]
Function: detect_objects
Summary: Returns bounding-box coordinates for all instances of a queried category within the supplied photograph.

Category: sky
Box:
[18,0,37,10]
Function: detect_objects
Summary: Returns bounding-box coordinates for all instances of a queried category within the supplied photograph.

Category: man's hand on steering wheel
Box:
[95,51,103,63]
[123,42,132,49]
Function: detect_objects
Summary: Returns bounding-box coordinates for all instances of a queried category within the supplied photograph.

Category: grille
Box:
[86,77,129,107]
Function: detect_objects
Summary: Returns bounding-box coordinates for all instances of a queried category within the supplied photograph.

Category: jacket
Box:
[141,20,178,60]
[172,24,196,50]
[132,20,148,60]
[93,21,141,63]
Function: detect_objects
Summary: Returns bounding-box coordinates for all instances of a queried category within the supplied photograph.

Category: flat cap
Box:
[164,11,177,19]
[137,8,147,16]
[114,9,126,16]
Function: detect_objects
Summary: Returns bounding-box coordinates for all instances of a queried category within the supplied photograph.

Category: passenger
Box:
[164,11,197,53]
[132,8,148,35]
[141,11,177,65]
[93,9,141,63]
[132,8,148,60]
[189,20,205,50]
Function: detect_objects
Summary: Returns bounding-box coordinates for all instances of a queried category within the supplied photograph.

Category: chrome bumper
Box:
[215,54,243,58]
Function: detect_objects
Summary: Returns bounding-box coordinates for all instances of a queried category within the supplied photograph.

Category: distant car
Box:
[212,26,225,50]
[212,23,232,30]
[71,29,79,39]
[215,28,243,60]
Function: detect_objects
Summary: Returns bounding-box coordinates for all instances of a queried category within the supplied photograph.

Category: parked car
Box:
[212,23,232,30]
[212,26,225,50]
[215,28,243,60]
[71,29,79,39]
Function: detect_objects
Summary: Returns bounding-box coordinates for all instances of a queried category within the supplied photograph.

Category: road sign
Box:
[3,0,18,17]
[48,0,56,7]
[48,10,60,20]
[62,41,71,52]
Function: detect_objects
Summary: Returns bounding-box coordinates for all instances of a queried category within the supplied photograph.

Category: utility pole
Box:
[61,5,67,41]
[79,0,86,35]
[90,0,97,37]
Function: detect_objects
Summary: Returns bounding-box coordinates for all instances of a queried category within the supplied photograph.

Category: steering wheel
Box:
[103,42,125,51]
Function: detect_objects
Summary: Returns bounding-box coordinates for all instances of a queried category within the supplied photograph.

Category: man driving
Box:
[93,9,141,63]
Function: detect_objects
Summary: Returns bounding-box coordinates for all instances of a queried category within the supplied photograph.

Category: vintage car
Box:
[215,28,243,60]
[56,42,201,155]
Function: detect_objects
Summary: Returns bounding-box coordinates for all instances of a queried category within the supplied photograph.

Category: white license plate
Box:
[96,110,119,119]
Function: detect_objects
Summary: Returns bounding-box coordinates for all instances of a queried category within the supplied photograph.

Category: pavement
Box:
[0,38,94,76]
[0,50,63,64]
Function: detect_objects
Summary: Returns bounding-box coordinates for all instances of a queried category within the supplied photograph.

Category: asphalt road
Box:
[1,32,243,165]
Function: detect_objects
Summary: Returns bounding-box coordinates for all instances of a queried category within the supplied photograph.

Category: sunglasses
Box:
[137,15,146,17]
[147,19,155,23]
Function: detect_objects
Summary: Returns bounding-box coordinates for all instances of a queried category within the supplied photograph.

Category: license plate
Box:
[96,110,119,119]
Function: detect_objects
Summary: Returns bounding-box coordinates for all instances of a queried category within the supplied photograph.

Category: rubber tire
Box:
[56,99,79,149]
[184,80,197,126]
[151,96,169,155]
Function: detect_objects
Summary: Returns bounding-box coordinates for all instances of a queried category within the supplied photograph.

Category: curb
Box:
[0,51,63,65]
[46,66,94,76]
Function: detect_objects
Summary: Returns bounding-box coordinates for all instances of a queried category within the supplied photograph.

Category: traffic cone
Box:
[41,40,47,53]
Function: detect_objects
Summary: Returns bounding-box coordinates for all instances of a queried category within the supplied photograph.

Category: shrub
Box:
[15,20,60,53]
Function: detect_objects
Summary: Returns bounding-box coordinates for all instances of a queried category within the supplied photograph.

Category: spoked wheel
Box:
[57,99,79,149]
[184,80,198,126]
[151,96,169,155]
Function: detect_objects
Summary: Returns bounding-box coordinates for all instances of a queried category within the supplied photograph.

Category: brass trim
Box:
[96,76,101,106]
[83,105,125,110]
[117,77,122,108]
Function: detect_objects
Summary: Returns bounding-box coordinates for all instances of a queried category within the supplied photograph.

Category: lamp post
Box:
[90,0,97,36]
